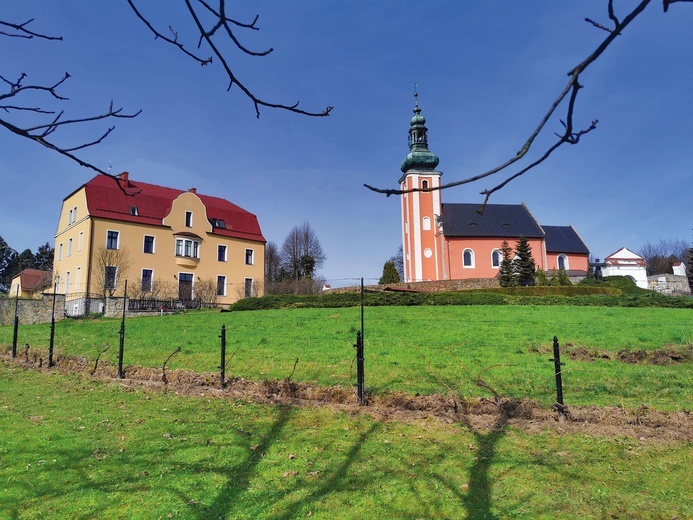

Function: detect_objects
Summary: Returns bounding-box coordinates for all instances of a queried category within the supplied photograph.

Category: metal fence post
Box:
[353,331,365,405]
[12,288,19,358]
[219,324,226,389]
[117,280,127,379]
[48,282,57,367]
[549,335,566,421]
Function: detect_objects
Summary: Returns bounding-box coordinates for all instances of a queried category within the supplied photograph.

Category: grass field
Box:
[1,305,691,518]
[1,363,691,519]
[1,305,691,410]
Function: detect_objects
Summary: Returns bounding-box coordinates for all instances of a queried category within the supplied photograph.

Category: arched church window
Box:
[558,254,568,271]
[492,249,501,268]
[422,216,431,231]
[463,249,475,268]
[421,180,429,192]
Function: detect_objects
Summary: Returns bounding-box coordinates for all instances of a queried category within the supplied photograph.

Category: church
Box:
[399,99,590,283]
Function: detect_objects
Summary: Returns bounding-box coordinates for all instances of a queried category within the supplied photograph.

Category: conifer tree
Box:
[513,236,536,286]
[498,240,515,287]
[379,260,400,284]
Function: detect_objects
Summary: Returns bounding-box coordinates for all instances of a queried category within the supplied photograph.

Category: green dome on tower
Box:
[400,100,439,173]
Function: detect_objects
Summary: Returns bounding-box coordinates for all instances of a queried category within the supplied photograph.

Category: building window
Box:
[78,231,84,252]
[558,254,568,271]
[463,249,475,268]
[178,273,194,300]
[245,249,254,265]
[106,230,119,250]
[216,275,226,296]
[423,247,433,258]
[141,269,153,292]
[491,249,501,269]
[185,211,193,227]
[68,206,77,225]
[58,243,63,261]
[421,179,429,192]
[218,245,227,262]
[65,271,70,294]
[104,266,117,291]
[130,206,139,216]
[76,266,81,290]
[244,278,254,298]
[67,238,73,257]
[175,238,200,258]
[422,216,431,231]
[143,235,155,254]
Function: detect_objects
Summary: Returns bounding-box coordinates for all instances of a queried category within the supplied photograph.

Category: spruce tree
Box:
[513,236,536,286]
[687,248,693,293]
[379,260,401,284]
[498,240,515,287]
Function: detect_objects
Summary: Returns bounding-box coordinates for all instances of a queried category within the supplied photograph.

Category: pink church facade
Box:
[399,100,589,283]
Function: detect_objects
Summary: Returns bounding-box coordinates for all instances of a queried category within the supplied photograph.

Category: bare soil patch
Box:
[2,352,691,442]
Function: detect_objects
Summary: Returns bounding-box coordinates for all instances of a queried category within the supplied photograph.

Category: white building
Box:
[603,247,648,289]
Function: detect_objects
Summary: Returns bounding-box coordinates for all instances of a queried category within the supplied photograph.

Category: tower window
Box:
[421,180,429,192]
[422,216,431,231]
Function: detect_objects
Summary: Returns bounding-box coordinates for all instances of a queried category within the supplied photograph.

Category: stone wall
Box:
[329,278,501,294]
[0,293,67,326]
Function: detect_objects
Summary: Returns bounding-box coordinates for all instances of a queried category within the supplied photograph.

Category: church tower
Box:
[399,94,444,282]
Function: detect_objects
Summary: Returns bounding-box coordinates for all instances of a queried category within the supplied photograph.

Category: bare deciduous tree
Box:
[1,3,331,186]
[280,222,326,282]
[92,246,132,297]
[365,0,693,207]
[639,238,691,275]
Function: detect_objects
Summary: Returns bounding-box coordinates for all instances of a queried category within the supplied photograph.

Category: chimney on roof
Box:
[189,187,197,194]
[118,172,129,182]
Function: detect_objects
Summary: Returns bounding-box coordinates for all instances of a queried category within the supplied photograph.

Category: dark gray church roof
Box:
[440,203,544,238]
[543,225,589,254]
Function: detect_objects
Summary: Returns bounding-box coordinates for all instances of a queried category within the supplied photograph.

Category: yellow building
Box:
[53,172,265,313]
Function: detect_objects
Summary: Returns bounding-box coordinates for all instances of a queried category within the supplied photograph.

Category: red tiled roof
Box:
[81,174,265,243]
[18,269,53,292]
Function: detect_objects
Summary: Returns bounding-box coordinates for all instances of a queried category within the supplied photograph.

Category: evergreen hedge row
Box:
[229,285,693,311]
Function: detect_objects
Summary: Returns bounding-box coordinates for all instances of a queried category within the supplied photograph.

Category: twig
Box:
[161,346,181,384]
[285,357,299,382]
[91,343,110,376]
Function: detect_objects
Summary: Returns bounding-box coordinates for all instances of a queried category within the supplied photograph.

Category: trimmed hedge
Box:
[228,286,693,311]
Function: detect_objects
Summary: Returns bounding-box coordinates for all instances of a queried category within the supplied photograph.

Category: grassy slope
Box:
[1,306,691,410]
[1,364,690,520]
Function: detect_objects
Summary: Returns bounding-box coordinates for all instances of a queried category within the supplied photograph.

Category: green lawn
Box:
[1,364,690,519]
[1,306,691,410]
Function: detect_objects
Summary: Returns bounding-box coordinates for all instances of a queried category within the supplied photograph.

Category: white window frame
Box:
[65,270,71,293]
[106,230,120,250]
[141,268,154,292]
[185,211,193,227]
[143,235,155,254]
[557,254,569,271]
[216,275,226,296]
[78,231,84,252]
[58,243,63,261]
[463,248,475,269]
[104,265,118,291]
[422,216,431,231]
[218,244,228,262]
[491,249,501,269]
[245,248,254,265]
[67,237,73,257]
[175,238,200,259]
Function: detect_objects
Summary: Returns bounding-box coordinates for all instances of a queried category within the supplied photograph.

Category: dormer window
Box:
[210,218,226,229]
[185,211,193,227]
[130,206,138,216]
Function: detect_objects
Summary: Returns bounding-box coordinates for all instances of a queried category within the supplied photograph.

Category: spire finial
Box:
[414,83,419,107]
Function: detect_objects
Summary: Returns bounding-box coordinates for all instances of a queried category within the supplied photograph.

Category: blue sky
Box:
[2,1,692,285]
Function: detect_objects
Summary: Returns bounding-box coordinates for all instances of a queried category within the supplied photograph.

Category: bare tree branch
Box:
[2,3,330,191]
[364,0,668,204]
[126,0,332,118]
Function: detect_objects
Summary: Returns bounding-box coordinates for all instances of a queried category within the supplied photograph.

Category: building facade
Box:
[399,100,589,283]
[53,172,266,308]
